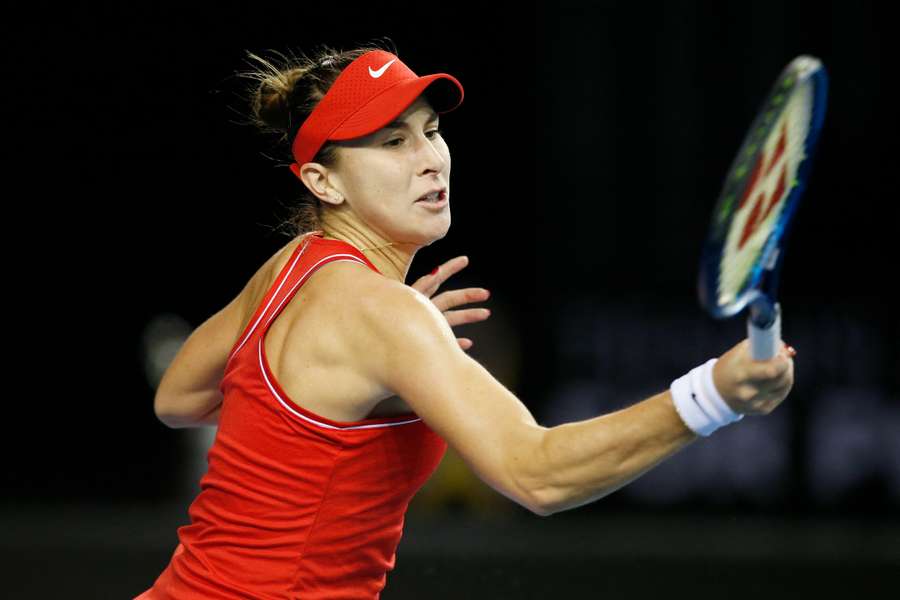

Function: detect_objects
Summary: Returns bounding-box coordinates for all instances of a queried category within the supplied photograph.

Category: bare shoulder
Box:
[351,275,465,384]
[305,263,459,371]
[356,274,455,345]
[236,238,305,316]
[336,261,546,514]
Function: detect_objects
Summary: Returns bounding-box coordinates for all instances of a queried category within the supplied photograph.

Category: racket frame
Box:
[697,56,828,358]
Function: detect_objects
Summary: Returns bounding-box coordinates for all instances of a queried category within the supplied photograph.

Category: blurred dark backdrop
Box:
[6,0,897,597]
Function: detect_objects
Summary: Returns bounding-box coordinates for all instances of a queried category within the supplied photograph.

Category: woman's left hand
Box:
[410,256,491,351]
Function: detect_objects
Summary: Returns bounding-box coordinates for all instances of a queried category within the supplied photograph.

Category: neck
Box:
[319,213,419,283]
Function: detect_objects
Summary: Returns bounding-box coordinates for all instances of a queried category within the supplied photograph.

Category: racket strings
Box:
[717,80,814,304]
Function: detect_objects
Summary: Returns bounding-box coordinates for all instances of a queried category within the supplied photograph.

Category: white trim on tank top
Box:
[263,254,371,328]
[227,237,315,364]
[256,251,422,430]
[257,341,422,430]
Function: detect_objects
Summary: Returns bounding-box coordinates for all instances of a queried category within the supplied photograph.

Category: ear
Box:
[295,162,345,206]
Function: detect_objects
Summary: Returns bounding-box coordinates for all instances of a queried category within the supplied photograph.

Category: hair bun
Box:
[237,41,396,151]
[256,73,300,133]
[232,39,399,238]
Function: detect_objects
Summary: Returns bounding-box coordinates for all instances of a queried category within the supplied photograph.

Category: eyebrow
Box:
[383,109,439,131]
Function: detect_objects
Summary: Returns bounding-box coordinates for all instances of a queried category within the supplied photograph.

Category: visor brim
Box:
[328,73,464,141]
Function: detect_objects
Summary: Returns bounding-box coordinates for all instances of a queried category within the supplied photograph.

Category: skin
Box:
[155,93,796,516]
[297,95,454,283]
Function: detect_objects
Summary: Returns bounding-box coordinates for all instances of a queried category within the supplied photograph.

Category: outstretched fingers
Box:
[409,256,492,352]
[443,307,492,328]
[411,256,471,298]
[431,287,491,313]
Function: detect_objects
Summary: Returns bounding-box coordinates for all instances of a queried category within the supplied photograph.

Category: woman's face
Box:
[330,95,451,246]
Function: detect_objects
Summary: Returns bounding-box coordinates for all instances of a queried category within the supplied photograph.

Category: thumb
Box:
[748,353,791,381]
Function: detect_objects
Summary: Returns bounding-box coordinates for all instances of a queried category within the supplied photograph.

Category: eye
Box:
[383,128,443,147]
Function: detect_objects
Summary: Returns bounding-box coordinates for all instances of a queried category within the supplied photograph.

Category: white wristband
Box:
[670,358,743,437]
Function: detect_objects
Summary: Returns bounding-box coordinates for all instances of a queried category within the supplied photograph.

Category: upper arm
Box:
[153,244,293,425]
[357,283,548,514]
[154,292,246,420]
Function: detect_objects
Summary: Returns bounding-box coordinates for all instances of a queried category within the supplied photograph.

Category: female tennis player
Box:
[136,41,796,599]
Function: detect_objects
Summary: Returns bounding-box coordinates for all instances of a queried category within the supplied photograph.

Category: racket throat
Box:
[748,299,780,329]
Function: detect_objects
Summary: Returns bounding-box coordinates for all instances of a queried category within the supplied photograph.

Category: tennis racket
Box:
[698,55,828,360]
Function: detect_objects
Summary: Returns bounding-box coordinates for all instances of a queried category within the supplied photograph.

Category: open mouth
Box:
[416,189,447,204]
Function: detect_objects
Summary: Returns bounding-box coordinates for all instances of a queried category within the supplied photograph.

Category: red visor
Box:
[289,50,464,180]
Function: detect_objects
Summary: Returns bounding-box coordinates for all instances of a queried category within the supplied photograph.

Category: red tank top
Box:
[136,231,448,600]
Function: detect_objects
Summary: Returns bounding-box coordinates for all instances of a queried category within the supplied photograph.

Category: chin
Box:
[412,228,449,247]
[405,209,451,244]
[428,216,451,243]
[425,228,450,246]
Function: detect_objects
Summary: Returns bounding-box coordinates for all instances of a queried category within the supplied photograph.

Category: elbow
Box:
[155,413,180,429]
[526,483,561,517]
[513,425,561,517]
[153,394,185,429]
[154,408,179,429]
[154,394,172,425]
[528,501,555,518]
[153,397,169,426]
[155,411,191,429]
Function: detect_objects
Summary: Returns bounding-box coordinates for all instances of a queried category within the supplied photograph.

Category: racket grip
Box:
[747,302,782,360]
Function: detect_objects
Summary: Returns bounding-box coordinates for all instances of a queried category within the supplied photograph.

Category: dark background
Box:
[7,0,897,597]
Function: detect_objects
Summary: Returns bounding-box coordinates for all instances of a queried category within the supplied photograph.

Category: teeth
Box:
[420,191,441,202]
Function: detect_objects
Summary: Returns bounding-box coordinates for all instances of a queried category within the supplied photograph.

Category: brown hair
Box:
[233,38,399,238]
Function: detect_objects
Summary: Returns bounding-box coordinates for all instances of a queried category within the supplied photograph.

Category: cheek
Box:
[346,159,401,201]
[438,139,451,162]
[355,171,407,217]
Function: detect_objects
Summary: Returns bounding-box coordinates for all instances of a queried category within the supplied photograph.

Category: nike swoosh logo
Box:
[368,59,396,78]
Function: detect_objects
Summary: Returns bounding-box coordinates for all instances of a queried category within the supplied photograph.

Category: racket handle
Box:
[747,302,782,360]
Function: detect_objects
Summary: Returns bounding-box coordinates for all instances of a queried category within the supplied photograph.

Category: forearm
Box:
[152,299,239,428]
[195,403,223,426]
[530,390,697,515]
[155,389,223,429]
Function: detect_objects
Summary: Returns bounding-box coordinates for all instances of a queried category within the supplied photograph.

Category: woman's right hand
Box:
[712,339,797,416]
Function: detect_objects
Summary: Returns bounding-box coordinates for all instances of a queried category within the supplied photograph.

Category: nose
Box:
[418,134,447,175]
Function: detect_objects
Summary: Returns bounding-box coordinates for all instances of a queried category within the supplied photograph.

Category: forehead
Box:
[335,96,438,150]
[398,95,437,120]
[383,96,438,129]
